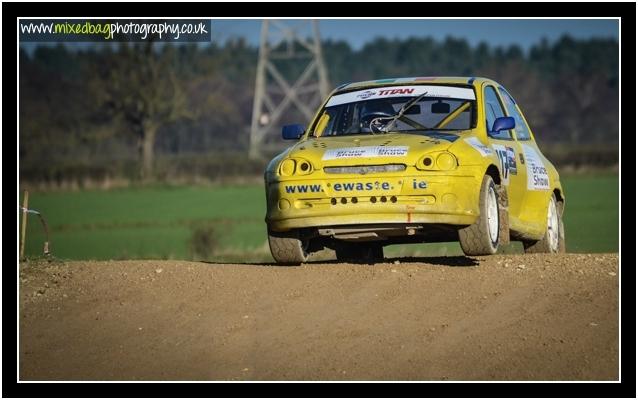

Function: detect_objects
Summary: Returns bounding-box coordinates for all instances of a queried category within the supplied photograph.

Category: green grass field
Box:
[19,174,618,262]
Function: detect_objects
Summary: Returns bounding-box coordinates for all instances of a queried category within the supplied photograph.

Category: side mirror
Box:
[282,124,305,140]
[492,116,515,132]
[431,101,450,114]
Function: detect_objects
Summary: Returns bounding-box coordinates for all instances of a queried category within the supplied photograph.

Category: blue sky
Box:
[212,19,618,50]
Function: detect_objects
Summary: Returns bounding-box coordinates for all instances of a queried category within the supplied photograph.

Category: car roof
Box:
[334,76,496,93]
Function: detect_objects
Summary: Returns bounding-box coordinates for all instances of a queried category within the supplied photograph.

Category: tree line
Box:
[19,34,618,185]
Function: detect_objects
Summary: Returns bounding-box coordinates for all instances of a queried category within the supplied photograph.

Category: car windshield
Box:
[311,85,477,137]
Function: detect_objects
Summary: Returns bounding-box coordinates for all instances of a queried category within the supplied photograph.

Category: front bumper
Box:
[266,172,482,232]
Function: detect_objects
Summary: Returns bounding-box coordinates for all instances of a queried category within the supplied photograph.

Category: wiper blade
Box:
[383,91,429,132]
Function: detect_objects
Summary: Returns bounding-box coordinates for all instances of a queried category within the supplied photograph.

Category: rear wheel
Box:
[335,243,383,263]
[459,175,500,256]
[268,229,309,265]
[523,193,565,253]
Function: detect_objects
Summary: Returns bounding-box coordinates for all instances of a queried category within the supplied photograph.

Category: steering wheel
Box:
[360,112,394,133]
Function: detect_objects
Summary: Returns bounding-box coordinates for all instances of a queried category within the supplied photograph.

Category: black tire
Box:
[459,175,500,256]
[523,193,566,253]
[268,229,309,265]
[335,243,383,263]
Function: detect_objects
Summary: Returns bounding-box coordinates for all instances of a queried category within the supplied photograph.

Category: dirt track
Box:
[19,254,618,381]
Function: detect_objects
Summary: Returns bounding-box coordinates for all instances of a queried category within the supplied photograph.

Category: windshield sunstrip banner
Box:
[325,85,476,107]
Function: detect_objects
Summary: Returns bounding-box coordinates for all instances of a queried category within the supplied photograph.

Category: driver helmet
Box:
[360,99,396,132]
[361,99,396,117]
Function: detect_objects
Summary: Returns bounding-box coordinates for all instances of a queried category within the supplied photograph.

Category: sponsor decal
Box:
[333,181,393,192]
[492,144,518,185]
[325,85,476,107]
[464,137,492,157]
[322,146,408,160]
[377,88,415,96]
[356,90,376,99]
[284,180,422,194]
[284,184,323,194]
[522,145,550,190]
[412,179,427,189]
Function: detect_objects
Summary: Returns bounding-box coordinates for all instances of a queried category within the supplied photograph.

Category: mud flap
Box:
[497,185,510,245]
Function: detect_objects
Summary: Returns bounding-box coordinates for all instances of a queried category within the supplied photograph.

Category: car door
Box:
[482,84,528,226]
[497,86,550,232]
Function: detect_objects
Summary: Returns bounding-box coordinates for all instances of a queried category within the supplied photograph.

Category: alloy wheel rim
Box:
[487,186,499,244]
[547,196,559,251]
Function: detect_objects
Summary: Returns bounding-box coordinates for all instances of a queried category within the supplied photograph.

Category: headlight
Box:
[278,158,313,176]
[279,159,296,176]
[297,160,312,175]
[417,152,457,171]
[436,152,457,170]
[421,156,434,168]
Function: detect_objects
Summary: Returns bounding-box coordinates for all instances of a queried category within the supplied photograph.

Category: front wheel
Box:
[268,229,309,265]
[523,193,565,253]
[458,175,500,256]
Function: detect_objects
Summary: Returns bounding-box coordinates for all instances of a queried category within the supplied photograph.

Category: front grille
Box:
[323,164,406,175]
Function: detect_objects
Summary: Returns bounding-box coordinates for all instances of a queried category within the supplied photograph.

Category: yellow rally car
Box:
[264,77,565,264]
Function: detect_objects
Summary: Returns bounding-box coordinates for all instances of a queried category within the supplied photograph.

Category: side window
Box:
[483,86,511,140]
[498,87,531,141]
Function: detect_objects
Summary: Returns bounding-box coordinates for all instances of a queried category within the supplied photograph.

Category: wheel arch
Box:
[484,163,510,245]
[485,164,501,185]
[553,188,565,214]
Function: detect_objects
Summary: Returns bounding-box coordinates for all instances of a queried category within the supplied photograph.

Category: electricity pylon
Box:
[249,20,330,159]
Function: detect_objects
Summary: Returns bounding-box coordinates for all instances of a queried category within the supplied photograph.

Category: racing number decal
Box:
[492,145,517,185]
[495,147,510,184]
